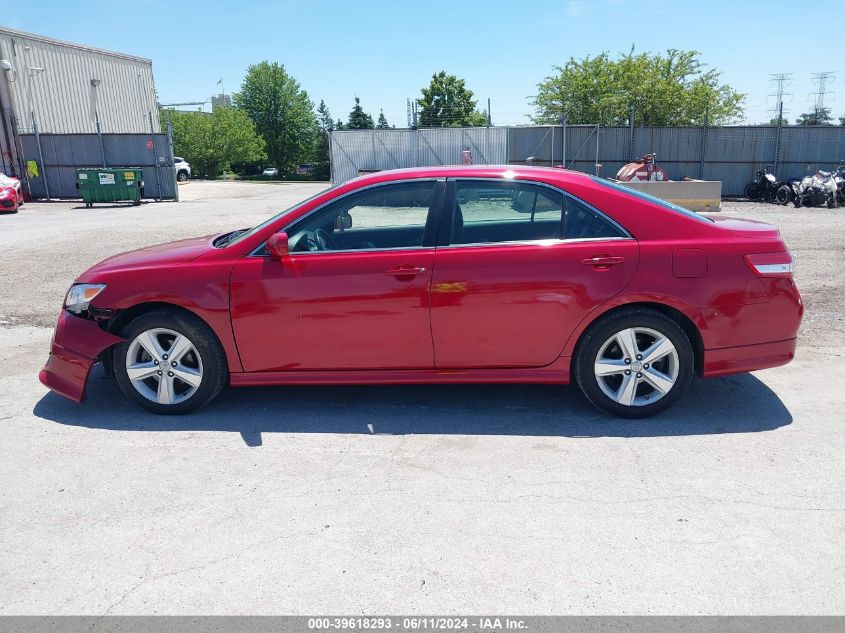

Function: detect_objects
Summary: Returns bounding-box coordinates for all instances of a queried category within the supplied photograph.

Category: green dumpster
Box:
[76,168,144,208]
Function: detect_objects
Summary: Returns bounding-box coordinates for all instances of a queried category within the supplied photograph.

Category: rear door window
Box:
[447,180,564,245]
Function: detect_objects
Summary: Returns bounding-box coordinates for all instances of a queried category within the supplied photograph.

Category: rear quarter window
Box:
[590,176,714,223]
[564,196,628,239]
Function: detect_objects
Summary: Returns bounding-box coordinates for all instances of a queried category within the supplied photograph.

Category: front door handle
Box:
[581,255,625,269]
[385,266,427,277]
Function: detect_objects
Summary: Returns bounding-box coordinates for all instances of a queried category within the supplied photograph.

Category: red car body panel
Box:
[429,240,639,367]
[39,310,124,402]
[230,249,436,371]
[39,165,803,404]
[76,242,243,374]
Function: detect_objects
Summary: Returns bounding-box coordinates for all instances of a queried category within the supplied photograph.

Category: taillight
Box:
[744,252,794,277]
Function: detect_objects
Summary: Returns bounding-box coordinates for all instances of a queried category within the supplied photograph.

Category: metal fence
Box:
[331,125,845,196]
[330,127,508,184]
[18,132,177,199]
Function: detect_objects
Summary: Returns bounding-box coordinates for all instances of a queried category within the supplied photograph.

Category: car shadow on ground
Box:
[33,366,793,447]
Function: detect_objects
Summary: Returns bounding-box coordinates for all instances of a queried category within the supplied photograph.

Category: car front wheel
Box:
[574,309,694,418]
[113,309,227,414]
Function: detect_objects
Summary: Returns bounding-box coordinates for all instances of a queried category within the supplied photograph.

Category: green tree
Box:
[317,100,333,130]
[795,107,833,125]
[417,71,488,127]
[532,49,744,126]
[163,105,266,178]
[312,100,332,180]
[768,117,789,126]
[347,97,374,129]
[234,61,317,172]
[376,109,390,129]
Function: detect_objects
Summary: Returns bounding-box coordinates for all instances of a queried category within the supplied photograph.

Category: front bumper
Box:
[39,310,124,402]
[702,337,797,378]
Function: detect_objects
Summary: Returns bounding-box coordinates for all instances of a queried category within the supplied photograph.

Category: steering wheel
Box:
[314,228,336,251]
[290,228,336,252]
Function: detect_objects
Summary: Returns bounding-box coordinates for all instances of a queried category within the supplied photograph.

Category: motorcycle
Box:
[744,166,781,202]
[787,172,838,208]
[834,165,845,205]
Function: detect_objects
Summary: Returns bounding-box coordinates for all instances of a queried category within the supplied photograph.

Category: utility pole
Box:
[561,113,567,168]
[487,98,491,127]
[768,73,792,176]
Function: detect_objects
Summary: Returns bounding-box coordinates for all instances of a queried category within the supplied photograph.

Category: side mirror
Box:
[266,231,289,259]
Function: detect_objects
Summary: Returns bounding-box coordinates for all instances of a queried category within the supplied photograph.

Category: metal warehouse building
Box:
[0,27,173,199]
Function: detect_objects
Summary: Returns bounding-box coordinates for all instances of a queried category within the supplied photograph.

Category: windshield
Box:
[590,176,714,223]
[223,184,338,247]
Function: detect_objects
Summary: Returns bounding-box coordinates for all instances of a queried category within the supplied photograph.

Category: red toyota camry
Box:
[40,166,802,418]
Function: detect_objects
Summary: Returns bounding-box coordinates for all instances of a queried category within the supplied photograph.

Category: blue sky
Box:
[3,0,843,126]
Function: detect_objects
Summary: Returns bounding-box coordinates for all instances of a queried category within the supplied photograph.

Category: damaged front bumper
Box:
[39,310,124,402]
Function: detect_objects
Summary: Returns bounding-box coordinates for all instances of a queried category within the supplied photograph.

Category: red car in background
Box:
[0,173,23,213]
[40,166,802,418]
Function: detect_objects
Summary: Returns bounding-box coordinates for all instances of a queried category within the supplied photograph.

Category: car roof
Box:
[345,164,595,188]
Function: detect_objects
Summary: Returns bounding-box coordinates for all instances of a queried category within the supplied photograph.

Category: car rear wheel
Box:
[574,309,694,418]
[114,309,227,414]
[177,170,188,182]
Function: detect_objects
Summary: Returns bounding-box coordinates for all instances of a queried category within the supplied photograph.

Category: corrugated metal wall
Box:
[0,28,159,135]
[332,125,845,196]
[331,127,508,183]
[19,133,176,199]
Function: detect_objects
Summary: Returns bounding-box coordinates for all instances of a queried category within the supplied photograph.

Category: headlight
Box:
[0,189,12,199]
[64,283,106,314]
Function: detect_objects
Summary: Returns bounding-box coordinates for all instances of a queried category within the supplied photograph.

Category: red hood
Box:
[710,216,781,239]
[78,234,216,280]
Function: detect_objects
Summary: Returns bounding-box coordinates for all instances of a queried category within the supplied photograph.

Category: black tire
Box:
[113,309,228,414]
[775,184,792,205]
[177,170,189,182]
[574,308,695,419]
[744,183,760,200]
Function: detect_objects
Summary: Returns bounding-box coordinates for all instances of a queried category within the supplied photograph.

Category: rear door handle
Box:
[581,255,625,268]
[385,266,427,277]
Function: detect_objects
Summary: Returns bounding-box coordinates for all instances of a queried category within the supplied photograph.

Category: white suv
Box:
[174,157,191,182]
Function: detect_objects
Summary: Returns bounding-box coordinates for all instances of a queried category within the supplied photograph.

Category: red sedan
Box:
[0,173,23,213]
[40,166,802,418]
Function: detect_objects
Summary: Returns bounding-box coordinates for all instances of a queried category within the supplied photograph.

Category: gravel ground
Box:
[0,182,842,615]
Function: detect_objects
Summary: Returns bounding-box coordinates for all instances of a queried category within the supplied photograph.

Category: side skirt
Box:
[230,357,571,387]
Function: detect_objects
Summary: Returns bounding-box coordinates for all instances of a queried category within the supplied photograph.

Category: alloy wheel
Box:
[593,327,679,407]
[125,328,204,405]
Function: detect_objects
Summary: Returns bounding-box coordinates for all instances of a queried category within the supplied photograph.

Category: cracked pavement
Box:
[0,182,842,614]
